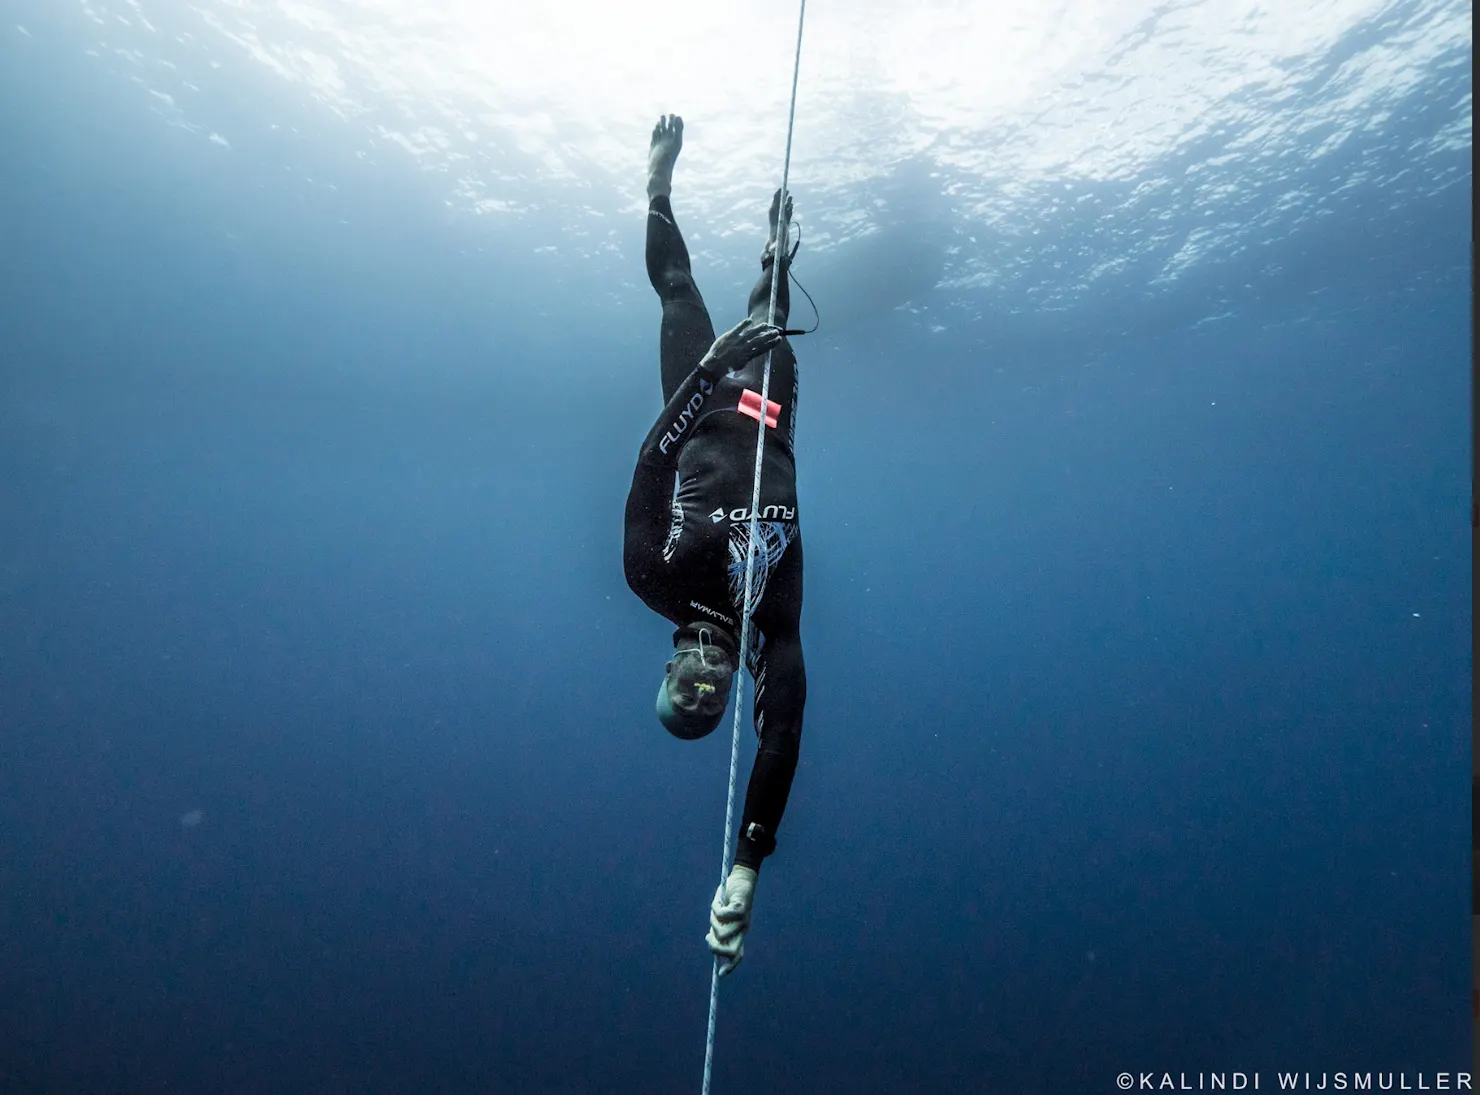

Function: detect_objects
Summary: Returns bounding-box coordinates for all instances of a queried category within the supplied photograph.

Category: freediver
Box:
[623,113,806,975]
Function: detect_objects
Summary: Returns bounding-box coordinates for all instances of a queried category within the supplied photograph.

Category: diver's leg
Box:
[736,530,805,868]
[746,189,793,327]
[645,115,716,402]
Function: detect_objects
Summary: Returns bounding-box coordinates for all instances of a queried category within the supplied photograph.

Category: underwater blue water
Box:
[0,3,1471,1093]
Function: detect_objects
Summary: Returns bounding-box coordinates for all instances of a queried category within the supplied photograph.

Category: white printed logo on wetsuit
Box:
[710,504,797,523]
[726,520,796,676]
[661,500,684,562]
[658,376,715,455]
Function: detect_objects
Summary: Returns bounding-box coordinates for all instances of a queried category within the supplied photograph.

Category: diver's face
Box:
[665,647,732,719]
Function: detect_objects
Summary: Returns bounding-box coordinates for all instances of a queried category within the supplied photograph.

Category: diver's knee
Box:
[654,268,698,302]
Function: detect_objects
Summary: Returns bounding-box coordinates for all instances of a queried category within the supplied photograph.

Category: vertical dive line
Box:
[702,2,807,1094]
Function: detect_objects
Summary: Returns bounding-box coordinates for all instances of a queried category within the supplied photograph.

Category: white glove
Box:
[706,864,758,975]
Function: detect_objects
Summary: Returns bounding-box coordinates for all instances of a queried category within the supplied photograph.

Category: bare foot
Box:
[647,114,683,200]
[762,188,795,263]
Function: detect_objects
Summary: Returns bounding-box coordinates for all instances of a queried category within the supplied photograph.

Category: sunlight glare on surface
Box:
[64,0,1471,318]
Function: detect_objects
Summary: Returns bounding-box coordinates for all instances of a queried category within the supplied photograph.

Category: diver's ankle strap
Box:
[760,227,801,270]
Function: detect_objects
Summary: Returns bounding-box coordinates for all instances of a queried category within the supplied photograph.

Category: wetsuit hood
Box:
[673,621,738,659]
[657,622,739,740]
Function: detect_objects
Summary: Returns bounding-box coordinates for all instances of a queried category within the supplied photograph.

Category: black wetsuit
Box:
[624,194,805,873]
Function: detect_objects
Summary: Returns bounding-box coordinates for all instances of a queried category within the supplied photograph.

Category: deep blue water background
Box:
[1,16,1472,1095]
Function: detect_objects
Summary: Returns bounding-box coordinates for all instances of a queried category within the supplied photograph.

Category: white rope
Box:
[701,2,807,1092]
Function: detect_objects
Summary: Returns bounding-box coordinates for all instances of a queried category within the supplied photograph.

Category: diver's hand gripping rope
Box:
[701,2,807,1094]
